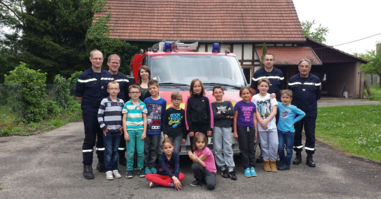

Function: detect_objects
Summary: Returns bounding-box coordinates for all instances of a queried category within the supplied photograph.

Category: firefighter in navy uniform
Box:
[106,54,135,165]
[250,53,285,163]
[288,58,321,167]
[75,49,113,179]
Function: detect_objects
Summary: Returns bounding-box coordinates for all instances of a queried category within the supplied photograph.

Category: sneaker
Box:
[106,171,114,180]
[149,182,156,188]
[229,171,237,181]
[112,170,122,179]
[126,171,134,179]
[221,169,230,178]
[145,167,151,174]
[250,167,257,177]
[278,164,290,170]
[138,169,146,178]
[244,168,251,177]
[190,180,201,186]
[150,167,157,174]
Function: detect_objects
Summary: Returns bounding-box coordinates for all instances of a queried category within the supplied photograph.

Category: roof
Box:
[256,47,322,65]
[96,0,306,43]
[306,38,368,64]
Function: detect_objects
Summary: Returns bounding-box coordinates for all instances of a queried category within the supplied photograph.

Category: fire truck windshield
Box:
[148,54,246,87]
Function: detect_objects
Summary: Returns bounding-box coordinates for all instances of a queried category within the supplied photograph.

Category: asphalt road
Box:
[0,119,380,199]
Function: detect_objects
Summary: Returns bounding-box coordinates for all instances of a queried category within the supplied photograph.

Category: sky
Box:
[293,0,381,55]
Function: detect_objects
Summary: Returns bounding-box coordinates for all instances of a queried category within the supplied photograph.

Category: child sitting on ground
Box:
[145,138,185,190]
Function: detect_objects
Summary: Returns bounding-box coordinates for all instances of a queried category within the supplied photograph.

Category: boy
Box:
[277,89,305,170]
[144,80,167,174]
[98,81,124,180]
[122,84,147,179]
[211,86,237,180]
[163,92,187,154]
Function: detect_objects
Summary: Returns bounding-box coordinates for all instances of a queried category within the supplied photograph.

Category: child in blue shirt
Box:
[277,89,305,170]
[144,80,167,174]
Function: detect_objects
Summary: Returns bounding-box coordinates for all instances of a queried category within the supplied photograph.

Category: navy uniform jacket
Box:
[251,67,285,101]
[288,73,321,115]
[112,72,135,102]
[75,68,113,113]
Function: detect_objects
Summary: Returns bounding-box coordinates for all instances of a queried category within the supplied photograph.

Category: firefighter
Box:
[288,58,321,167]
[106,54,135,165]
[250,53,285,163]
[75,49,113,179]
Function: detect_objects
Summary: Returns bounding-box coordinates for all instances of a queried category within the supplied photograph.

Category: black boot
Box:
[293,151,302,165]
[96,162,106,173]
[306,154,316,167]
[83,165,94,179]
[119,151,126,166]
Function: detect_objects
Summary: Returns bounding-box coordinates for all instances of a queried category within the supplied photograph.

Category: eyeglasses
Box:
[108,88,119,90]
[172,99,182,101]
[129,92,140,94]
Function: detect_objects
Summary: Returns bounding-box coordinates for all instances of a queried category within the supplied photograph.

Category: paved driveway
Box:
[0,99,380,199]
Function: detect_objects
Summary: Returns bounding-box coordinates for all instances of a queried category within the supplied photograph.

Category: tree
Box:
[301,20,329,43]
[0,0,100,82]
[359,49,381,87]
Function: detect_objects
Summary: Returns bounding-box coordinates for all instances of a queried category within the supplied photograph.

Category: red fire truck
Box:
[131,41,247,154]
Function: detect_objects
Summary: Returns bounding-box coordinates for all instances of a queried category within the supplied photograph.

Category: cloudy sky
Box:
[293,0,381,55]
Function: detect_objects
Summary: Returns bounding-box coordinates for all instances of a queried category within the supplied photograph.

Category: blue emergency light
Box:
[164,42,172,52]
[212,43,220,53]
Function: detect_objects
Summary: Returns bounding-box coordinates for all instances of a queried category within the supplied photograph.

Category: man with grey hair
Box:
[288,58,321,167]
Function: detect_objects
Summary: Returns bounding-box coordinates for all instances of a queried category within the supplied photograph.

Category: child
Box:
[122,84,147,179]
[98,81,124,180]
[188,133,216,190]
[163,92,187,154]
[185,78,213,145]
[252,79,278,172]
[145,138,185,190]
[277,90,305,170]
[233,87,258,177]
[144,80,167,174]
[211,86,237,180]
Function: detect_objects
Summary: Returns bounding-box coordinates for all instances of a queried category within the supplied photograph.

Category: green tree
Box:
[359,49,381,87]
[0,0,98,82]
[301,20,329,43]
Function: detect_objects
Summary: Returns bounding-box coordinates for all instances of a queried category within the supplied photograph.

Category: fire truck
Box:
[131,41,248,154]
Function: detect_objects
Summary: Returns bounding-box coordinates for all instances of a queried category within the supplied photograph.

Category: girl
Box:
[252,79,278,172]
[138,65,151,101]
[188,133,216,190]
[233,87,258,177]
[185,79,213,143]
[145,138,185,190]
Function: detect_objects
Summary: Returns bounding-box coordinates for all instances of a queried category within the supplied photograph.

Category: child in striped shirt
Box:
[122,84,148,179]
[98,81,125,180]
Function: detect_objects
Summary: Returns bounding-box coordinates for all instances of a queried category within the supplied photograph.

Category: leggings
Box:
[145,173,185,187]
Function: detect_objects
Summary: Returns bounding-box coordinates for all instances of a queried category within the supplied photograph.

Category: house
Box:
[96,0,366,98]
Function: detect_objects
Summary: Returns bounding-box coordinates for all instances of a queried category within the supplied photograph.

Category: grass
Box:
[368,85,381,101]
[316,105,381,162]
[0,104,82,136]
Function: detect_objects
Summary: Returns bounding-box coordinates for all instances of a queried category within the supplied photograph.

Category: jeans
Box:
[126,130,144,171]
[169,135,183,154]
[144,134,161,168]
[258,129,278,161]
[278,130,295,166]
[103,131,121,171]
[192,163,216,190]
[213,126,235,171]
[237,126,256,169]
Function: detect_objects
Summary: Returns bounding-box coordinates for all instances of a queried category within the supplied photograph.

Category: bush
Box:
[53,74,71,110]
[68,71,82,95]
[4,63,49,122]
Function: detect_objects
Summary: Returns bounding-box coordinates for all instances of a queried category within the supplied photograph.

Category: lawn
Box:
[0,104,82,136]
[316,105,381,162]
[368,85,381,101]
